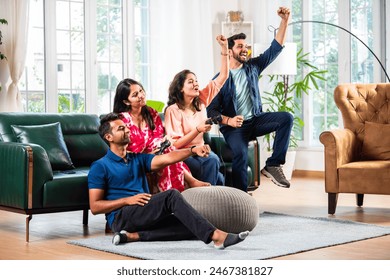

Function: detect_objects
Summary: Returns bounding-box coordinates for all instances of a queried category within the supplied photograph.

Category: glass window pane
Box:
[56,1,70,30]
[71,2,84,31]
[96,0,123,115]
[98,62,110,90]
[22,0,45,112]
[109,7,122,33]
[58,93,71,113]
[25,92,45,112]
[57,30,70,60]
[28,61,45,91]
[110,34,122,62]
[57,61,71,89]
[72,61,85,89]
[71,31,85,60]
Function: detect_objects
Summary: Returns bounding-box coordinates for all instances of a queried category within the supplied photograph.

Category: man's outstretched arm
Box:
[274,7,291,46]
[150,145,211,171]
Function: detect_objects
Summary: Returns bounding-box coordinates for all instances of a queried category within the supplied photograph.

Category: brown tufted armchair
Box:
[320,83,390,214]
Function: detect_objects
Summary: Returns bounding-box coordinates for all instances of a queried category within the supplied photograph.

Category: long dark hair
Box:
[167,69,201,112]
[113,78,155,130]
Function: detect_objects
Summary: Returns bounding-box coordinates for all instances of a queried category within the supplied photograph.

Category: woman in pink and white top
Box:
[164,35,229,185]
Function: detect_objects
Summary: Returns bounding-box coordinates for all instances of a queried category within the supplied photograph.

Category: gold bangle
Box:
[226,117,230,125]
[220,52,228,56]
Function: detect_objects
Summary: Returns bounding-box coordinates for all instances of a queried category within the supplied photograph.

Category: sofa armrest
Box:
[0,142,53,209]
[319,129,359,193]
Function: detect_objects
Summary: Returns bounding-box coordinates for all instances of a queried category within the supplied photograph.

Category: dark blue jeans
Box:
[111,189,216,243]
[184,151,224,185]
[220,112,293,191]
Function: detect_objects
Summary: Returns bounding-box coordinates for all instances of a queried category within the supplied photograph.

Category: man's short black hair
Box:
[227,33,246,49]
[99,112,120,145]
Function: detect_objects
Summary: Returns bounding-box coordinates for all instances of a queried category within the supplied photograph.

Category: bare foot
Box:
[211,229,250,249]
[211,229,227,248]
[123,231,140,242]
[184,170,211,188]
[188,178,211,188]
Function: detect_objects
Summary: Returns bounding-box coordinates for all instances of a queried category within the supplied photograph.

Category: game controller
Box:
[156,139,171,155]
[205,115,222,125]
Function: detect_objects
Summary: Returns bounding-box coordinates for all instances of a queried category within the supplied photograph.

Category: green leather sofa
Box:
[0,113,108,241]
[204,132,260,191]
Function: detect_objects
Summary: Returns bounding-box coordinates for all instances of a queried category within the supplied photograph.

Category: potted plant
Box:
[0,18,8,92]
[260,48,327,178]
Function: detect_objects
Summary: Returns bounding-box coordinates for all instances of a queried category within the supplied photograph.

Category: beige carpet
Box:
[68,212,390,260]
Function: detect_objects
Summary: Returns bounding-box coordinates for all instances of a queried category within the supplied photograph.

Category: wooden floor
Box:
[1,173,390,260]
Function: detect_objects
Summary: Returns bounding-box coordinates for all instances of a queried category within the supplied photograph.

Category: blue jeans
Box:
[220,112,293,191]
[184,151,224,185]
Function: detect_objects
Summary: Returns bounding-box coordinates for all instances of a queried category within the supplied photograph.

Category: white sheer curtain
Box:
[0,0,29,112]
[149,0,213,101]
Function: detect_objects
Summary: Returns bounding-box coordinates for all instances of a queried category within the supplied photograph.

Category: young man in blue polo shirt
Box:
[207,7,293,191]
[88,113,249,249]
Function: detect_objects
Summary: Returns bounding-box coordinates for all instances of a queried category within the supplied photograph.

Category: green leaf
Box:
[260,47,327,150]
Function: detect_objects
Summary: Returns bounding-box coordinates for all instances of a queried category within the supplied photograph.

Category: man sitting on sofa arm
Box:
[88,113,249,248]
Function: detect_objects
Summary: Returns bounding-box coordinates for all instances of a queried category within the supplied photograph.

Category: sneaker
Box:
[261,166,290,188]
[112,230,128,245]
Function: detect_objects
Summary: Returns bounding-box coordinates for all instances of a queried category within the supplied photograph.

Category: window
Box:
[292,0,381,147]
[20,0,45,112]
[95,0,123,114]
[133,0,150,93]
[21,0,150,115]
[56,0,86,113]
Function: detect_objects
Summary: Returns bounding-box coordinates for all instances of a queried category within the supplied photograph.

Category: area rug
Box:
[67,212,390,260]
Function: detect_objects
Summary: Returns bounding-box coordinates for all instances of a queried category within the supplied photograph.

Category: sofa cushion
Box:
[43,167,90,208]
[11,122,74,170]
[361,122,390,160]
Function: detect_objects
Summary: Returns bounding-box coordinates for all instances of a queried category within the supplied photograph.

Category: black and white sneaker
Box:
[112,230,128,245]
[261,166,290,188]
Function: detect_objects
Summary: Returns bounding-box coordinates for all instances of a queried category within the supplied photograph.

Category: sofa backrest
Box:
[334,83,390,143]
[0,113,108,167]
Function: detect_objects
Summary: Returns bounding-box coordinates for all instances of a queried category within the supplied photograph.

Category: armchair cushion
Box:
[11,122,74,170]
[362,121,390,160]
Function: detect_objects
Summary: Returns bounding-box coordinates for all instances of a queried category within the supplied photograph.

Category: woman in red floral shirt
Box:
[113,78,209,192]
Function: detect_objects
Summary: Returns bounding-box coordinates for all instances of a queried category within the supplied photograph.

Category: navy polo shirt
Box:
[88,149,154,227]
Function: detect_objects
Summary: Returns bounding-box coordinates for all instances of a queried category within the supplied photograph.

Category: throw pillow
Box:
[361,121,390,160]
[11,122,75,170]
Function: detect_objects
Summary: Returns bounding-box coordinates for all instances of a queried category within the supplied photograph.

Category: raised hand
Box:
[277,7,291,22]
[216,34,228,48]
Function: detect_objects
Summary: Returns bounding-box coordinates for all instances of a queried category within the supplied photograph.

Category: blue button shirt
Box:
[88,149,154,227]
[207,39,284,122]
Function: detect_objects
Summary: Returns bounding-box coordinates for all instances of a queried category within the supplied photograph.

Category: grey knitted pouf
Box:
[182,186,259,233]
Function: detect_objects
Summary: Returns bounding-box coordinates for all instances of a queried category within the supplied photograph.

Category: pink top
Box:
[164,80,222,148]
